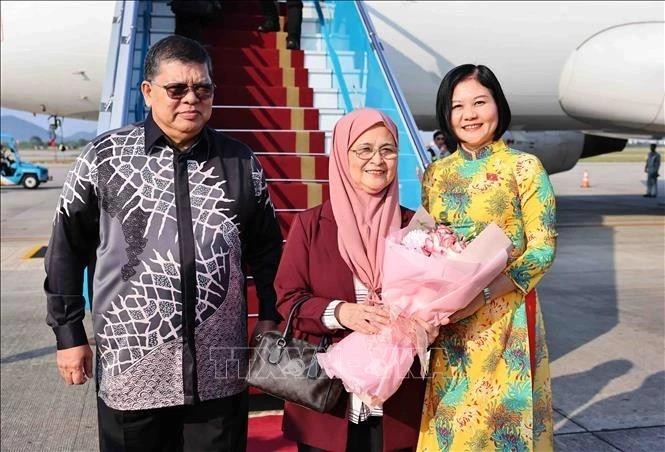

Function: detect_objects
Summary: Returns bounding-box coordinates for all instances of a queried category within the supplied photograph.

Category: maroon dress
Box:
[274,201,424,452]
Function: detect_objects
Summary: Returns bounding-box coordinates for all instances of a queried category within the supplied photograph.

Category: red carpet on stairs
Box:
[205,0,330,334]
[248,415,297,452]
[202,2,330,449]
[220,130,325,153]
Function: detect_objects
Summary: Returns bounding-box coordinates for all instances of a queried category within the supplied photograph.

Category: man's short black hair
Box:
[435,64,511,150]
[143,35,213,81]
[433,130,444,140]
[651,143,657,151]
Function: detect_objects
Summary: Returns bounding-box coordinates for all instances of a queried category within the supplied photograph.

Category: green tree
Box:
[29,136,44,147]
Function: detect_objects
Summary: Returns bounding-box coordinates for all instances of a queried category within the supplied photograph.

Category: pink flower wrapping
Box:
[316,207,513,408]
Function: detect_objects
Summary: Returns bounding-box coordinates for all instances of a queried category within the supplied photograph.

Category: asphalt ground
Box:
[1,161,663,451]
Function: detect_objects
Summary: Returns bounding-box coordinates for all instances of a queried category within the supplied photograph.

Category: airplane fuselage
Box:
[1,1,663,146]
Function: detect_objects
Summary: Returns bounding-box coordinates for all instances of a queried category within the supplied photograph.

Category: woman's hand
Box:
[448,274,520,323]
[335,302,390,334]
[412,317,446,345]
[449,293,485,323]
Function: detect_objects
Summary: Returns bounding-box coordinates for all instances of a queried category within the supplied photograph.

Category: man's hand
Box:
[250,320,278,348]
[56,344,93,385]
[449,293,485,323]
[335,303,390,335]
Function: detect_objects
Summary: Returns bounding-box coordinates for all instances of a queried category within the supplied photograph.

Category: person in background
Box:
[169,1,222,43]
[644,143,661,197]
[257,0,303,50]
[418,64,556,451]
[1,143,16,176]
[274,108,439,452]
[434,130,452,159]
[425,130,452,164]
[44,35,282,451]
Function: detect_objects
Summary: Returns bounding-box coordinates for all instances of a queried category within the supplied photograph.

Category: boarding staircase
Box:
[201,1,343,337]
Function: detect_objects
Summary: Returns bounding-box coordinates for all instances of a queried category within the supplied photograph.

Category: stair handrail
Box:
[355,1,429,169]
[97,0,155,133]
[133,0,153,121]
[97,0,140,133]
[97,0,127,135]
[313,1,353,112]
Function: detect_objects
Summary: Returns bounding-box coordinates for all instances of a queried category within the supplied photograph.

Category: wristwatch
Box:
[482,287,492,305]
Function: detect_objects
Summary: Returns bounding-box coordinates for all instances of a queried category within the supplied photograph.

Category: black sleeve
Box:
[244,154,283,321]
[44,144,99,349]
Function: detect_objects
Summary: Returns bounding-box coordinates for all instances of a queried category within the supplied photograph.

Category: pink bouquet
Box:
[316,207,512,408]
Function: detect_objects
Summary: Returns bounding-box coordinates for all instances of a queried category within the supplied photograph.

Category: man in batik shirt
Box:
[44,35,282,451]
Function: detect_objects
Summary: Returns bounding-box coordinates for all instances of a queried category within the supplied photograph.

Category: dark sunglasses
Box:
[149,81,215,100]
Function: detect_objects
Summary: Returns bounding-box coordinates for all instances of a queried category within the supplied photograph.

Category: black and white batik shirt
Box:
[45,112,282,410]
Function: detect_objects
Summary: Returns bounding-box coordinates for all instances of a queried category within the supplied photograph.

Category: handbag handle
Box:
[277,295,333,349]
[281,295,312,341]
[267,295,333,377]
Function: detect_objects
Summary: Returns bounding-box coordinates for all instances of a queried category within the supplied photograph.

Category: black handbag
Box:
[247,296,344,413]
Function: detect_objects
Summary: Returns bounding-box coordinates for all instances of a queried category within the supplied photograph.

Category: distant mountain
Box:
[0,115,95,142]
[65,130,96,142]
[1,115,50,141]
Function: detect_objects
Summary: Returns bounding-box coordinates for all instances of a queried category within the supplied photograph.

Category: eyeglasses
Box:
[349,146,398,160]
[149,81,215,100]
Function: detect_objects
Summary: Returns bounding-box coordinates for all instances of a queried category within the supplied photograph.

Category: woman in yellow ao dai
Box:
[417,65,556,452]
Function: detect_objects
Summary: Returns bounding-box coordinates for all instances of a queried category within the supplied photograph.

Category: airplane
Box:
[0,1,115,121]
[367,1,664,171]
[1,1,663,174]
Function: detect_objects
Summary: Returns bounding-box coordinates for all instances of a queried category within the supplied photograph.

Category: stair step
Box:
[151,1,176,16]
[256,154,329,181]
[222,1,289,16]
[205,31,327,52]
[268,182,330,210]
[215,85,313,107]
[221,1,325,20]
[316,108,346,131]
[312,88,344,110]
[150,16,175,33]
[210,106,320,130]
[209,48,305,69]
[216,13,287,31]
[214,66,309,88]
[303,50,356,72]
[219,129,326,153]
[308,69,363,91]
[213,14,320,35]
[210,49,355,74]
[204,30,286,50]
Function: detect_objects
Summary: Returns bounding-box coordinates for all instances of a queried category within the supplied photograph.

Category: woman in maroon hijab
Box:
[274,108,438,452]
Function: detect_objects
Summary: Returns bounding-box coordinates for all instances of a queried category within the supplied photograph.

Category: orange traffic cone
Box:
[581,170,591,188]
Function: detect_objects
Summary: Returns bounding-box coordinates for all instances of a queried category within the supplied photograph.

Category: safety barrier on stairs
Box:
[97,0,161,135]
[313,0,429,209]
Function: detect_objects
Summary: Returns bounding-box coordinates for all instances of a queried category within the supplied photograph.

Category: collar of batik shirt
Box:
[143,109,209,155]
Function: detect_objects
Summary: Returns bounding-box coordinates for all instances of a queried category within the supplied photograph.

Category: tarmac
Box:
[1,160,664,451]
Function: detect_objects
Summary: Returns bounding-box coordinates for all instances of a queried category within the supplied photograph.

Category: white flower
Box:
[401,229,429,251]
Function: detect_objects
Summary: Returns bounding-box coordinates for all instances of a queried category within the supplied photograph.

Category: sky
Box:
[1,107,98,135]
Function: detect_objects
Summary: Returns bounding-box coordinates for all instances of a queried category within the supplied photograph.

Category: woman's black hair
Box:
[435,64,511,150]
